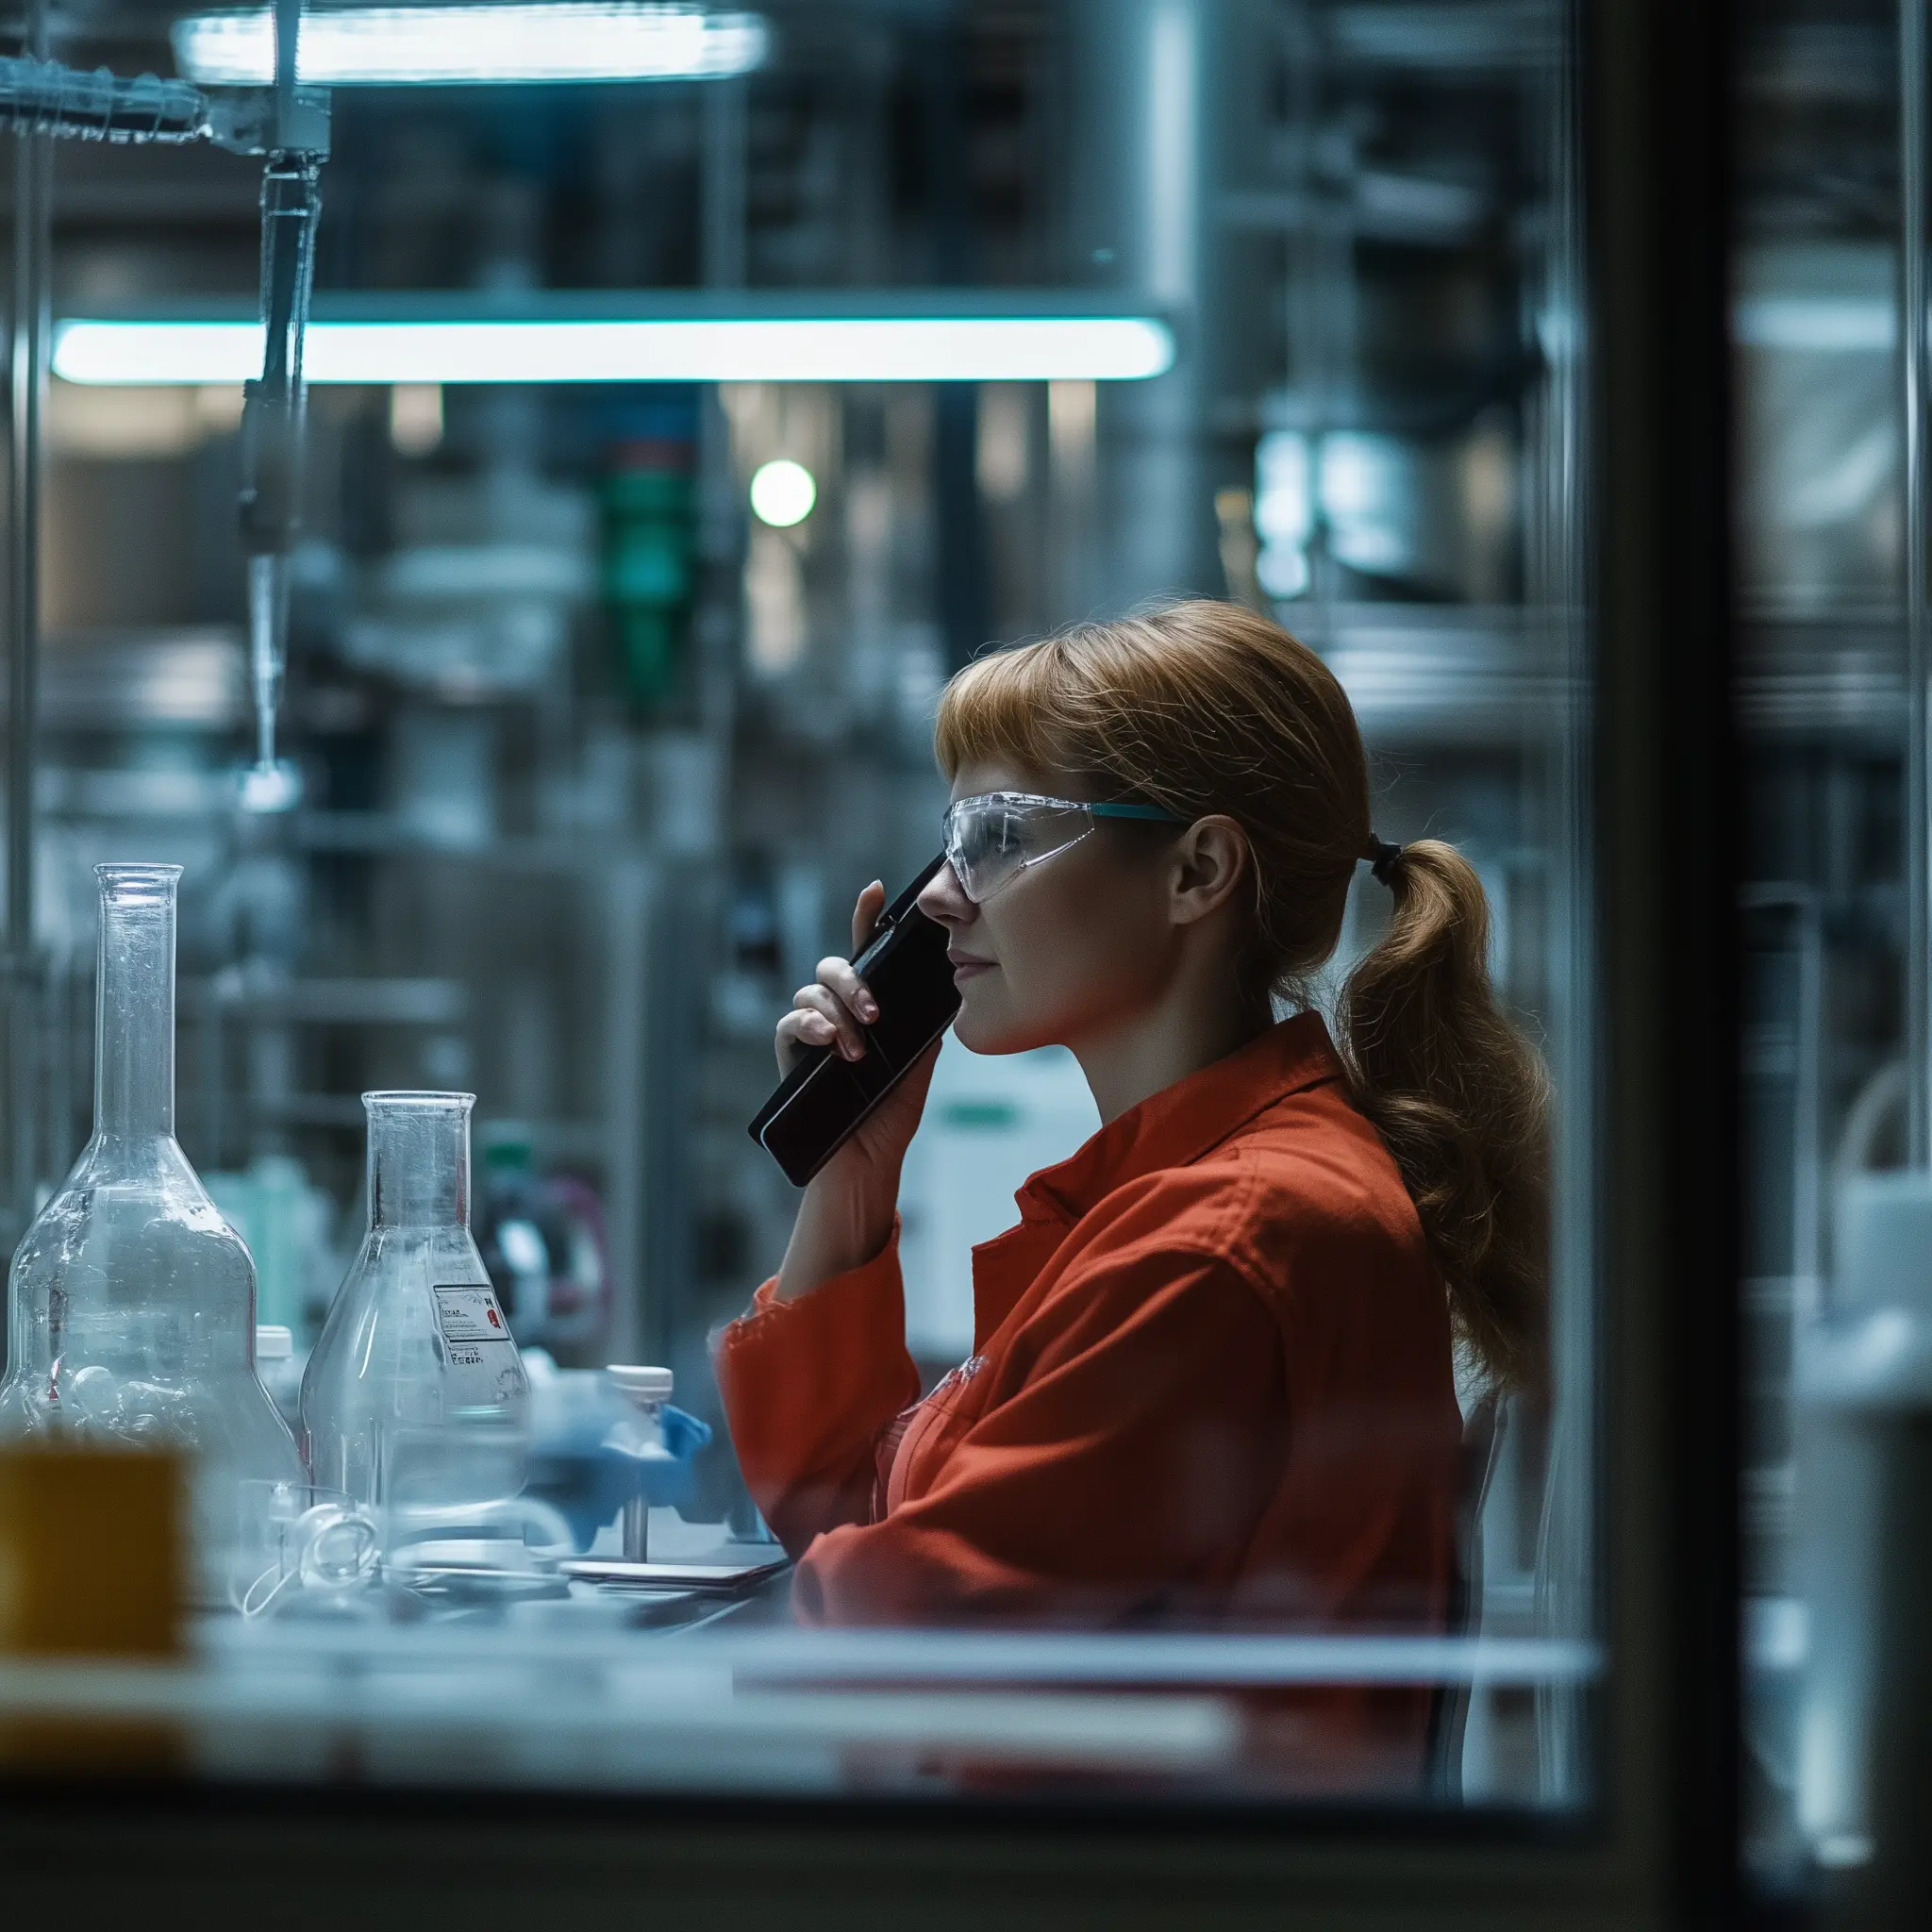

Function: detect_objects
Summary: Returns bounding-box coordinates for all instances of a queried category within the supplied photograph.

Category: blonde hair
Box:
[934,599,1549,1393]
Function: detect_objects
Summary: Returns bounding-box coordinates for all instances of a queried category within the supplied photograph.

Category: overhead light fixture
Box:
[53,314,1176,386]
[749,458,815,527]
[171,3,769,87]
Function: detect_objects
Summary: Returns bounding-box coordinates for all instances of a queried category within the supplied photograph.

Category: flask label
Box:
[433,1284,511,1343]
[431,1284,525,1406]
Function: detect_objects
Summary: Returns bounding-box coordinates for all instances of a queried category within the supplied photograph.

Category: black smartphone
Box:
[747,854,962,1187]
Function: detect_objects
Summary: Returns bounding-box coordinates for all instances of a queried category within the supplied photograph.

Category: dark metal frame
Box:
[0,0,1741,1922]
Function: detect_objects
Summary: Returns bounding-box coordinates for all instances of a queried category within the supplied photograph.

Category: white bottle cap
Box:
[607,1363,673,1403]
[257,1324,293,1359]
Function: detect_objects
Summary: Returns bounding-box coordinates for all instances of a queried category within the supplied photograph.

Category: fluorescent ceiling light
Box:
[53,315,1176,386]
[171,4,768,86]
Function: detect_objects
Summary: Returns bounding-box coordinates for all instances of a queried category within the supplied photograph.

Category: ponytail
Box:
[1338,841,1550,1394]
[934,599,1551,1394]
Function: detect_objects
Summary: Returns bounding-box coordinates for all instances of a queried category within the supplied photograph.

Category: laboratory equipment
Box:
[381,1489,575,1601]
[0,27,330,821]
[523,1361,710,1554]
[210,1155,330,1337]
[0,863,303,1592]
[301,1091,530,1516]
[0,50,326,154]
[1793,1172,1932,1873]
[476,1125,609,1355]
[237,0,325,813]
[749,855,960,1186]
[601,415,697,708]
[229,1477,379,1617]
[476,1127,567,1335]
[608,1364,673,1561]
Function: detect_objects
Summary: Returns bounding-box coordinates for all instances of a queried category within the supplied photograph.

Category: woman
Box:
[717,600,1546,1781]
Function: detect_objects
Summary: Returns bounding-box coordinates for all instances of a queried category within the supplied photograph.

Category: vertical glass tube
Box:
[366,1091,472,1229]
[93,862,180,1142]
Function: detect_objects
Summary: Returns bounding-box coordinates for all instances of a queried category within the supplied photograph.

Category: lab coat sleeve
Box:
[787,1244,1288,1624]
[715,1224,922,1557]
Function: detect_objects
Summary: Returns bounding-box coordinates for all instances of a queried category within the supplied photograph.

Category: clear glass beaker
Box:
[0,862,304,1591]
[301,1091,530,1517]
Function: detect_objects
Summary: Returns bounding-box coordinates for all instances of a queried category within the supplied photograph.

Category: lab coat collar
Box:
[1014,1010,1346,1228]
[966,1013,1349,1348]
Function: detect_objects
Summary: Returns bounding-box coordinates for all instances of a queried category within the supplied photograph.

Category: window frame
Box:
[0,0,1743,1922]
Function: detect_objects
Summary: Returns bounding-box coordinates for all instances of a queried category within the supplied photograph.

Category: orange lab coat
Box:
[717,1013,1463,1788]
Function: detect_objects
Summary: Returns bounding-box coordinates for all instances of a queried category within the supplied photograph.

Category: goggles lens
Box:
[942,792,1182,903]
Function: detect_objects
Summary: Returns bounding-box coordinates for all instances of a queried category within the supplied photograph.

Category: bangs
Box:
[932,639,1094,784]
[932,605,1361,829]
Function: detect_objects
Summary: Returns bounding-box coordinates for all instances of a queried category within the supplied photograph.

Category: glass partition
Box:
[0,0,1600,1820]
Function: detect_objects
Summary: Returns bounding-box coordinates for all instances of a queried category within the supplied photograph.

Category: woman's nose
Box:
[918,861,974,927]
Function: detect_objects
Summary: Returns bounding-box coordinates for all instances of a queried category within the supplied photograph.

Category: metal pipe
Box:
[699,74,745,291]
[1904,0,1930,1167]
[7,0,50,1239]
[1066,0,1219,604]
[237,150,321,815]
[236,0,323,813]
[8,51,47,958]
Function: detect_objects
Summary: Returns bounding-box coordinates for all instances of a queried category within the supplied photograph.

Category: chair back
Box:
[1423,1396,1507,1798]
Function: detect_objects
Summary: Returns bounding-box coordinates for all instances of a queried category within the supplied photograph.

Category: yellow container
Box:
[0,1444,182,1657]
[0,1444,184,1774]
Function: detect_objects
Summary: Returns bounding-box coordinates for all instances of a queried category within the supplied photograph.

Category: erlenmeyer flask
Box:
[301,1092,529,1516]
[0,863,303,1583]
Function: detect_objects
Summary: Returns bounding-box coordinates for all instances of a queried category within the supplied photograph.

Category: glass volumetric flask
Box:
[0,863,303,1593]
[302,1092,530,1519]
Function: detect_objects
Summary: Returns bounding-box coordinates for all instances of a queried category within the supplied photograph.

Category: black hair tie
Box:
[1363,836,1405,886]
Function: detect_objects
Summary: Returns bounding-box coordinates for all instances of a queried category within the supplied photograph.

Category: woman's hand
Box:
[773,882,941,1303]
[774,878,888,1075]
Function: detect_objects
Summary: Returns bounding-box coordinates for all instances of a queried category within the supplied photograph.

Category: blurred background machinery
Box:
[1733,0,1932,1882]
[0,0,1587,1797]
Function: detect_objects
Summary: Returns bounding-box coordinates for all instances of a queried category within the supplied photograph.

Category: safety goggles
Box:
[941,791,1189,904]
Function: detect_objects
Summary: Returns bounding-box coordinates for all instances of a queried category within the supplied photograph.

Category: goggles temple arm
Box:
[1087,802,1189,824]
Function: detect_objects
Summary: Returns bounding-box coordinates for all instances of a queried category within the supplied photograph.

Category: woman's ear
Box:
[1168,815,1252,926]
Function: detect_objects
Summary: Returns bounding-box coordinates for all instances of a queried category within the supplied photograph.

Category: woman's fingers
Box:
[774,1008,835,1074]
[851,880,885,954]
[816,954,879,1027]
[775,995,858,1073]
[776,1007,834,1050]
[773,880,889,1074]
[793,979,869,1059]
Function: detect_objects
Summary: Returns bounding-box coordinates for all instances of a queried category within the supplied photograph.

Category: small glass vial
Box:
[301,1092,528,1516]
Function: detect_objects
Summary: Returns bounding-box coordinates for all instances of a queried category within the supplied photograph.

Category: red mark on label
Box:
[487,1307,501,1327]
